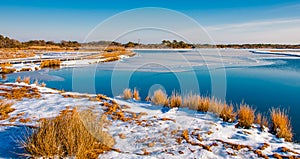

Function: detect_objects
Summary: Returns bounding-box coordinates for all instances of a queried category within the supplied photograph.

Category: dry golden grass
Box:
[20,68,32,72]
[237,104,255,129]
[0,49,35,59]
[198,97,210,112]
[104,46,126,52]
[183,94,200,110]
[208,98,224,115]
[151,89,168,106]
[169,92,182,108]
[16,76,22,83]
[0,100,15,120]
[23,77,31,84]
[183,94,210,111]
[102,56,121,62]
[133,88,140,100]
[1,85,41,100]
[19,118,32,123]
[219,104,236,122]
[123,88,132,100]
[0,62,12,67]
[255,113,269,129]
[21,108,114,158]
[15,76,31,84]
[1,67,16,74]
[270,108,293,142]
[40,59,61,68]
[40,82,46,87]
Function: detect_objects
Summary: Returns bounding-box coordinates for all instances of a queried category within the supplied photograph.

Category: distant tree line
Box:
[0,34,80,48]
[84,40,300,49]
[2,34,300,49]
[214,44,300,49]
[0,35,21,48]
[162,40,195,49]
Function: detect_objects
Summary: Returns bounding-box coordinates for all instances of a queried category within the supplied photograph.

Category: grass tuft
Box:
[183,94,200,110]
[169,91,182,108]
[133,88,140,100]
[237,104,255,129]
[123,88,132,100]
[21,108,114,158]
[270,108,293,142]
[151,89,168,106]
[40,60,61,68]
[219,103,236,122]
[255,113,269,129]
[23,77,31,84]
[0,100,15,120]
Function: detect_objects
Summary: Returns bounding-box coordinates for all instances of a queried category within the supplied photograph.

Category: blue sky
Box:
[0,0,299,44]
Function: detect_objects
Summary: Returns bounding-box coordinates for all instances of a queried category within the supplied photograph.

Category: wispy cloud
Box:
[204,18,300,44]
[206,18,300,31]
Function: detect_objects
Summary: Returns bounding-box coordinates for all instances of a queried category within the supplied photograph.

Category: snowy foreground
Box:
[0,83,300,159]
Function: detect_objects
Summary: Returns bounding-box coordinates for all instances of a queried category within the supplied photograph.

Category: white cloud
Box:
[205,18,300,44]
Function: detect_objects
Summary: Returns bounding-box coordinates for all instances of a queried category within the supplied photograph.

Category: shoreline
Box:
[0,82,299,158]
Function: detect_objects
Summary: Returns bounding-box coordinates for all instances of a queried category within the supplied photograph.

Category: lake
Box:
[4,49,300,142]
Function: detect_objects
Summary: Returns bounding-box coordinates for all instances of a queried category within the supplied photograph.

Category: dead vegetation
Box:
[1,67,16,74]
[151,89,168,106]
[15,76,31,84]
[219,104,236,122]
[0,100,15,120]
[169,92,182,108]
[21,108,114,158]
[181,129,212,152]
[0,49,35,59]
[270,108,293,142]
[255,113,269,129]
[40,59,61,68]
[123,88,132,100]
[237,104,255,129]
[133,88,140,100]
[1,85,41,100]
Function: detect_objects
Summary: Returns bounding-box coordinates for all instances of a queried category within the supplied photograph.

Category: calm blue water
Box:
[4,54,300,142]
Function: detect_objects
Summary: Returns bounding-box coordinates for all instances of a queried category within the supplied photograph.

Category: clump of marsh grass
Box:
[270,108,293,142]
[151,89,168,106]
[208,98,223,115]
[169,91,182,108]
[255,113,269,129]
[219,103,236,122]
[237,104,255,129]
[133,88,140,101]
[21,108,114,158]
[182,94,210,112]
[40,59,61,68]
[0,100,15,120]
[183,94,199,110]
[15,76,31,84]
[123,88,132,100]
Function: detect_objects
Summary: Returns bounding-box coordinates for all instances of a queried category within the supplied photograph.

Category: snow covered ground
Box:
[0,83,299,158]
